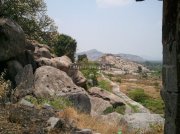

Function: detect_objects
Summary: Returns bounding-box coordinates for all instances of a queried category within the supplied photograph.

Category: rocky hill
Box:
[77,49,145,63]
[98,54,149,75]
[115,53,145,63]
[77,49,104,61]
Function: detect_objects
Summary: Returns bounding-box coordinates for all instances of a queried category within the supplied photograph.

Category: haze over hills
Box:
[77,49,147,63]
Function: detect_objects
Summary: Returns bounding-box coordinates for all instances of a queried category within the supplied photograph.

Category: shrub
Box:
[128,88,149,103]
[103,105,126,115]
[128,89,164,114]
[115,77,122,83]
[98,79,112,92]
[142,99,164,114]
[54,34,77,62]
[77,54,88,63]
[26,96,72,110]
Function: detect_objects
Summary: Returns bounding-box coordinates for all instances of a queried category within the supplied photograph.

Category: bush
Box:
[115,77,122,83]
[103,105,126,115]
[54,34,77,62]
[142,99,164,114]
[128,88,149,103]
[98,79,112,92]
[0,0,58,45]
[128,89,164,114]
[77,54,88,63]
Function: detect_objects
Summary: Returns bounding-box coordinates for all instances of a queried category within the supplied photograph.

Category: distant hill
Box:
[98,54,149,75]
[77,49,145,63]
[115,53,145,63]
[77,49,103,61]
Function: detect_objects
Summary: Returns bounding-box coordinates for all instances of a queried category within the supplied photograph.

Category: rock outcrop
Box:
[0,18,25,62]
[98,54,149,75]
[89,87,124,107]
[36,56,87,88]
[26,39,52,60]
[34,66,91,113]
[120,113,164,133]
[13,64,34,101]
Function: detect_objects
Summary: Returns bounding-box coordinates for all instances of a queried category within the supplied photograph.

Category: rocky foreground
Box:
[0,18,164,134]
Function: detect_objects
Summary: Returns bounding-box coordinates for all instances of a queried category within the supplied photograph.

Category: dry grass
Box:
[57,107,123,134]
[0,72,11,100]
[119,75,162,99]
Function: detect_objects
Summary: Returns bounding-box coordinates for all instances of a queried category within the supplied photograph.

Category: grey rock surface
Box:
[120,113,164,133]
[36,56,87,88]
[90,96,111,115]
[0,18,25,62]
[13,64,34,100]
[34,66,91,113]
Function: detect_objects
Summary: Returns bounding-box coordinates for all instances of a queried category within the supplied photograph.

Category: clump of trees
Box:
[0,0,77,62]
[77,54,88,63]
[54,34,77,62]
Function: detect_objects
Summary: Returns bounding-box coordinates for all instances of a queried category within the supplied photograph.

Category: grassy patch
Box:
[142,99,164,114]
[98,79,112,92]
[128,88,149,103]
[103,105,126,115]
[128,89,164,114]
[127,103,139,113]
[25,96,72,110]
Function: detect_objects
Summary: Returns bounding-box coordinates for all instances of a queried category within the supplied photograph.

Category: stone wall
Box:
[161,0,180,133]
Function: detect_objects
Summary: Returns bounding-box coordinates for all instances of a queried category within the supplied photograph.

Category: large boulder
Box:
[15,50,37,71]
[6,60,23,86]
[26,39,52,60]
[99,112,123,125]
[88,87,125,107]
[8,104,55,133]
[13,64,34,101]
[0,18,25,62]
[36,56,71,72]
[35,47,51,59]
[68,69,87,88]
[90,96,111,115]
[36,56,87,88]
[120,113,164,133]
[34,66,91,113]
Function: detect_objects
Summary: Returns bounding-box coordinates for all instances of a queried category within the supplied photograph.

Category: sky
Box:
[45,0,163,61]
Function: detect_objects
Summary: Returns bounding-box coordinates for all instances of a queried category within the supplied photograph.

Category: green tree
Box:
[77,54,88,63]
[0,0,58,46]
[54,34,77,62]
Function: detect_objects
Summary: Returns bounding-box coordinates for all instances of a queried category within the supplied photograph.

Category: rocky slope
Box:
[0,18,164,134]
[98,54,149,75]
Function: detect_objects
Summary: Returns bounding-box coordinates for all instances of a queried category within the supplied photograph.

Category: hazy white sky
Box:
[45,0,163,60]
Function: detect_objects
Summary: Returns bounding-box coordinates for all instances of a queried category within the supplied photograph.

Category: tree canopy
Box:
[54,34,77,62]
[0,0,58,45]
